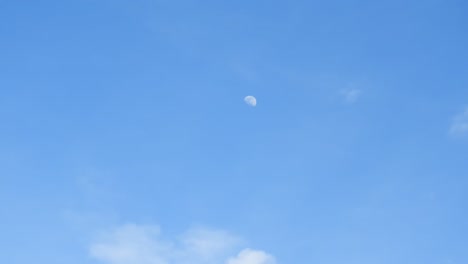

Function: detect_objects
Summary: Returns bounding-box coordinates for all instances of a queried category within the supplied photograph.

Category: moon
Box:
[244,95,257,107]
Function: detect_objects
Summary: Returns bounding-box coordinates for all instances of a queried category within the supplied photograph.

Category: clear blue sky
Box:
[1,0,468,263]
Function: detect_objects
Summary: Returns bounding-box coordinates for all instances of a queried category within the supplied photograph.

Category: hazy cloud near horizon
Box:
[89,224,276,264]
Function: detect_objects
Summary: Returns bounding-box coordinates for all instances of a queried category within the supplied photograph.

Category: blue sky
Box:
[1,0,468,263]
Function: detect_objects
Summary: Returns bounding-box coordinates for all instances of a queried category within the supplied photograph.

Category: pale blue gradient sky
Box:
[1,0,468,263]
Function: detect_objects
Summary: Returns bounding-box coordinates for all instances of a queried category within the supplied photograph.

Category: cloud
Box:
[449,107,468,136]
[89,224,276,264]
[340,88,362,103]
[226,249,276,264]
[180,228,240,261]
[89,224,171,264]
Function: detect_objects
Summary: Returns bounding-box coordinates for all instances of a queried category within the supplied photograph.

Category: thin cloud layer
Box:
[89,224,276,264]
[226,249,276,264]
[90,224,171,264]
[450,107,468,136]
[340,88,362,103]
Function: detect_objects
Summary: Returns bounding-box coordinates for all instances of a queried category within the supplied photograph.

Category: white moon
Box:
[244,95,257,107]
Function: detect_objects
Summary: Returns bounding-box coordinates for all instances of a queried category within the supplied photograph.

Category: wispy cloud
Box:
[226,249,276,264]
[449,107,468,136]
[340,88,362,103]
[89,224,276,264]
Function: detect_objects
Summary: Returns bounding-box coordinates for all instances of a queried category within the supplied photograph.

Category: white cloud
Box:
[90,224,171,264]
[340,88,362,103]
[180,228,240,261]
[89,224,275,264]
[226,249,276,264]
[450,107,468,136]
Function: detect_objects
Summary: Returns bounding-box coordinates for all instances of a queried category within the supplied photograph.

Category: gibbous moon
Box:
[244,95,257,107]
